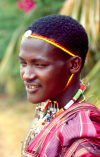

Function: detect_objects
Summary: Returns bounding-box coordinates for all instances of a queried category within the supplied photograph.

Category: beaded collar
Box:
[22,82,86,156]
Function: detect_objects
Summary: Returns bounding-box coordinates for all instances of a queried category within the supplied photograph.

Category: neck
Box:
[51,74,81,109]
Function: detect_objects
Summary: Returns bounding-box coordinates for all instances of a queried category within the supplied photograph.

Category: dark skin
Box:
[19,37,82,109]
[51,56,83,108]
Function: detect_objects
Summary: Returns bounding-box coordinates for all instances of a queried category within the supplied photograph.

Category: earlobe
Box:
[69,56,82,74]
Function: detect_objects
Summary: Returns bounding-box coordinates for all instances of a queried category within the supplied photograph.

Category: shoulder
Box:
[62,103,100,156]
[61,104,100,156]
[66,138,100,157]
[71,102,100,137]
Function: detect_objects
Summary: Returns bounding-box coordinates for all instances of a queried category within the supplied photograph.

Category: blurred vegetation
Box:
[60,0,100,73]
[0,0,65,97]
[59,0,100,108]
[0,0,100,108]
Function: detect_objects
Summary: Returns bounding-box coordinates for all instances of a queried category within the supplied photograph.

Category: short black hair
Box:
[25,14,88,68]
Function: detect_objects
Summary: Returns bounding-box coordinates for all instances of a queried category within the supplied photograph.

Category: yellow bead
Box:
[23,34,75,57]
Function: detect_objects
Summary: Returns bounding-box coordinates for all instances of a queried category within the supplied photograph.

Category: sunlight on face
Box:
[19,37,68,103]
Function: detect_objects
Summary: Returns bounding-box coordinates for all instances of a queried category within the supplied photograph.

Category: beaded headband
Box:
[22,30,75,57]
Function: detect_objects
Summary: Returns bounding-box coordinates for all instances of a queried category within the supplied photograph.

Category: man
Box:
[19,14,100,157]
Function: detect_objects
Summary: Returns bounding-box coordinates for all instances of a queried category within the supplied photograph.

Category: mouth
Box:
[25,84,41,93]
[27,85,39,89]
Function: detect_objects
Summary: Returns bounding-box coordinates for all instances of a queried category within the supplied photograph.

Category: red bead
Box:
[80,84,86,90]
[72,98,76,102]
[28,140,30,143]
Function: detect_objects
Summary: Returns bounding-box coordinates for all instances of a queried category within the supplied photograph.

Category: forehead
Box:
[20,37,56,58]
[20,37,67,61]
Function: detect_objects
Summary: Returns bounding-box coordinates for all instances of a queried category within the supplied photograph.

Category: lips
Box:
[28,85,39,89]
[24,83,41,93]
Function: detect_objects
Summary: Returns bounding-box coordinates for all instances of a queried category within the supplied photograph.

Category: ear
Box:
[68,56,82,74]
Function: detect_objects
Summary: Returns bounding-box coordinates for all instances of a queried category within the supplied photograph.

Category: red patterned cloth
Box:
[22,103,100,157]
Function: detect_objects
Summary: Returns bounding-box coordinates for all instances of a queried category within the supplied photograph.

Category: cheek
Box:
[41,67,66,89]
[51,68,68,89]
[20,67,24,79]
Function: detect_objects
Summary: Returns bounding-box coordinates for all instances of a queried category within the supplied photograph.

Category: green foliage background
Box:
[59,0,100,108]
[0,0,23,59]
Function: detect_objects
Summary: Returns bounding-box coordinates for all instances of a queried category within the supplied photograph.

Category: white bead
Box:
[24,30,32,37]
[64,100,74,110]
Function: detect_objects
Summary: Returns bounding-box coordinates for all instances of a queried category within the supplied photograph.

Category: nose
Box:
[22,65,37,81]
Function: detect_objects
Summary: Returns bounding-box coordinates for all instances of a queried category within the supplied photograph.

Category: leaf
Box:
[0,25,23,83]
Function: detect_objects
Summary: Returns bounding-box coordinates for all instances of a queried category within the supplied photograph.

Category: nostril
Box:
[26,80,34,83]
[23,72,37,81]
[22,65,37,80]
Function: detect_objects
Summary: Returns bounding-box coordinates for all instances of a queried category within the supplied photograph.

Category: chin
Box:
[27,93,45,104]
[27,96,40,104]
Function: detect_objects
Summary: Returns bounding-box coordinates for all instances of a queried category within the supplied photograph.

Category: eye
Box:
[20,62,27,66]
[35,64,47,67]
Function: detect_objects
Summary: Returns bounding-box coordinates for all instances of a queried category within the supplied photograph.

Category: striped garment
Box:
[22,102,100,157]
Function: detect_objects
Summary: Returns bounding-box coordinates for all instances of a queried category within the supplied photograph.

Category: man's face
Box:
[19,37,69,103]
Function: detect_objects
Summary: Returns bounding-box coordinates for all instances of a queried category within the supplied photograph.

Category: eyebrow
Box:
[18,55,25,60]
[18,55,47,62]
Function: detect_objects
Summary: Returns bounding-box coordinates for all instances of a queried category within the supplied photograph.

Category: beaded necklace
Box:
[22,82,86,155]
